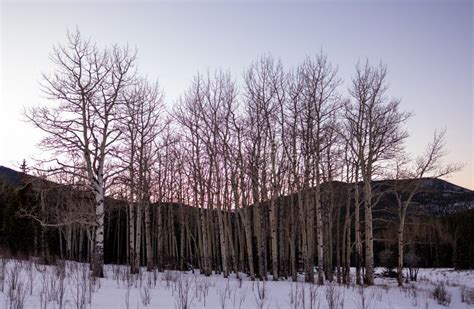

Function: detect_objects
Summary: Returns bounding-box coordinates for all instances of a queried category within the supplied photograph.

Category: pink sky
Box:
[0,0,472,189]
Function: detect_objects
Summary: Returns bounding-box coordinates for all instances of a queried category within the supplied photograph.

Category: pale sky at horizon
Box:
[0,0,472,189]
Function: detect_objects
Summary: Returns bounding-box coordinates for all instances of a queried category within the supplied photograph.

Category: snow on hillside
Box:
[0,258,472,308]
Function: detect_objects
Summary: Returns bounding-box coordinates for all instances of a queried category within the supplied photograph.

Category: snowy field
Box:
[0,258,472,308]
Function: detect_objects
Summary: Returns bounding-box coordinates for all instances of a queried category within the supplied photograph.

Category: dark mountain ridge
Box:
[1,165,473,216]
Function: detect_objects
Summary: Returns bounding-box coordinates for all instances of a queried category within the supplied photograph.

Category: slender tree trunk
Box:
[336,187,341,284]
[354,181,362,285]
[397,213,406,286]
[290,194,297,282]
[241,208,255,280]
[297,191,309,282]
[216,206,228,277]
[254,202,265,280]
[92,179,105,278]
[200,208,211,275]
[269,195,278,280]
[145,200,153,271]
[279,199,287,279]
[269,139,279,280]
[180,204,185,270]
[363,177,374,285]
[315,178,324,284]
[135,202,142,273]
[129,201,137,273]
[343,183,352,284]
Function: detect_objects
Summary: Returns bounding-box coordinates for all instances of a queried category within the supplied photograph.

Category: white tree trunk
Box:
[397,214,406,286]
[92,179,105,277]
[315,180,324,284]
[145,201,153,271]
[364,179,374,285]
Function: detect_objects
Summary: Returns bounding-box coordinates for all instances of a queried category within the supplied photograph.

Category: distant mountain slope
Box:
[1,165,473,216]
[0,165,24,187]
[411,178,474,216]
[417,177,472,194]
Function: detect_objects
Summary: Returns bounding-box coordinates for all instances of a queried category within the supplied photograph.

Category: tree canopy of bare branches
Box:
[22,31,464,283]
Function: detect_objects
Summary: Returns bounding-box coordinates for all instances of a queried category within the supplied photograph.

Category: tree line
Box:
[21,30,460,286]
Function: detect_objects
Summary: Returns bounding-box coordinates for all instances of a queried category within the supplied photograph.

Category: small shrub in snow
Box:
[6,262,20,291]
[404,251,420,281]
[25,260,34,295]
[112,265,120,283]
[174,274,195,309]
[374,286,383,302]
[217,279,230,309]
[404,283,418,307]
[236,288,248,309]
[288,282,310,309]
[253,280,267,309]
[70,263,91,309]
[138,269,143,288]
[309,283,321,309]
[218,286,228,309]
[353,285,375,309]
[48,274,58,302]
[164,269,178,288]
[431,281,451,306]
[194,276,210,306]
[124,284,131,309]
[123,269,133,309]
[5,262,26,309]
[57,271,66,309]
[325,282,344,309]
[37,268,49,309]
[153,268,158,287]
[299,282,306,309]
[288,282,296,308]
[460,285,474,305]
[146,272,154,289]
[7,281,26,309]
[0,257,7,292]
[141,286,151,306]
[45,262,67,309]
[379,249,397,278]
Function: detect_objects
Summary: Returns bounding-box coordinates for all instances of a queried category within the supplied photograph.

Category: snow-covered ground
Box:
[0,258,472,308]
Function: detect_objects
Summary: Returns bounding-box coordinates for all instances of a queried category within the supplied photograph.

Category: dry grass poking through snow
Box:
[0,258,472,308]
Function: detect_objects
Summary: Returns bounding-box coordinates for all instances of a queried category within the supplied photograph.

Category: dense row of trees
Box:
[3,174,472,270]
[22,31,459,285]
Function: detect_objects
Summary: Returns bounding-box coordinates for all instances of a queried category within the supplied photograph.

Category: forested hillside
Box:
[1,165,472,283]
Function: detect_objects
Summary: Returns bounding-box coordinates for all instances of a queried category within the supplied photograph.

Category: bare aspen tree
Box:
[122,86,138,273]
[243,56,282,280]
[320,113,342,283]
[122,79,164,272]
[346,61,410,285]
[229,112,256,279]
[298,53,341,283]
[390,130,460,286]
[18,168,97,263]
[26,30,136,277]
[199,70,238,278]
[244,55,286,280]
[341,142,354,285]
[340,117,363,285]
[175,80,211,275]
[175,71,238,276]
[285,69,304,282]
[153,129,182,269]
